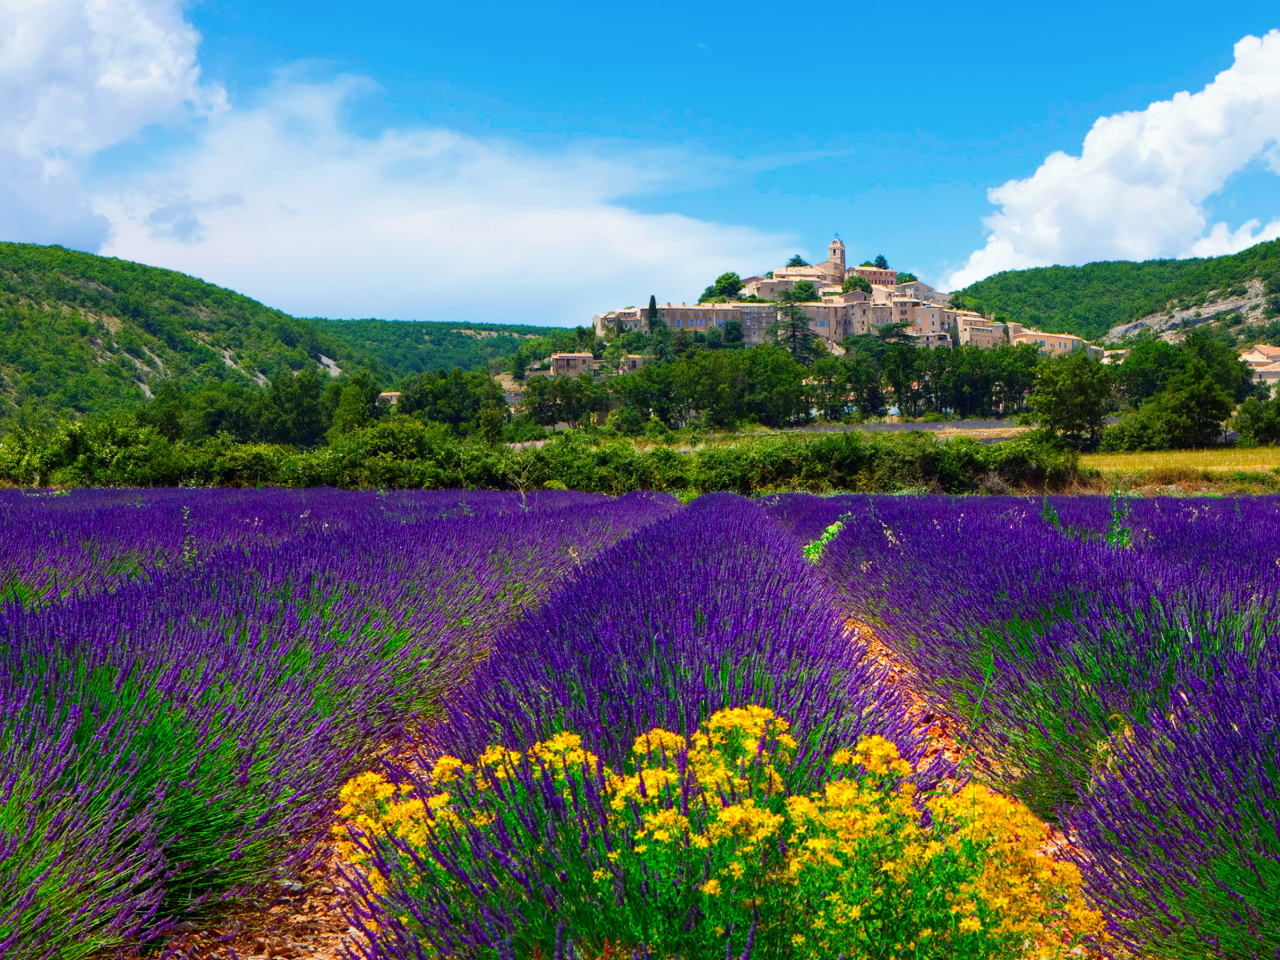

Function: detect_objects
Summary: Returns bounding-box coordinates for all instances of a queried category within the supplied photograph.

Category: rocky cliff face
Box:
[1104,278,1275,344]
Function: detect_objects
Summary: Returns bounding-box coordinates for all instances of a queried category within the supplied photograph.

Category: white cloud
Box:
[0,0,792,325]
[0,0,223,247]
[949,30,1280,290]
[95,77,792,324]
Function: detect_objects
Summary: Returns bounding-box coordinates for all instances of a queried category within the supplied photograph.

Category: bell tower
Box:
[829,236,846,270]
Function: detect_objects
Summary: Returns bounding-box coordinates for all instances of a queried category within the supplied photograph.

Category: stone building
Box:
[550,352,595,376]
[591,235,1102,358]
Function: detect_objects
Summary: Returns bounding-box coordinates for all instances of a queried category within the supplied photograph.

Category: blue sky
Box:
[3,1,1280,323]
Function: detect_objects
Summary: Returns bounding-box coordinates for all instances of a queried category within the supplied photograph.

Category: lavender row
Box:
[433,493,917,782]
[0,489,678,960]
[763,493,1280,958]
[0,488,620,606]
[354,494,921,956]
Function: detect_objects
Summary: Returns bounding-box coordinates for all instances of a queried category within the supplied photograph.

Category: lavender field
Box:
[3,490,1277,959]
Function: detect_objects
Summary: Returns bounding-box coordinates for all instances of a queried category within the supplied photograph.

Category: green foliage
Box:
[315,318,557,380]
[785,255,810,268]
[784,280,821,302]
[698,271,744,303]
[874,255,889,270]
[1235,394,1280,445]
[768,304,823,367]
[1101,359,1235,451]
[1028,353,1112,450]
[842,275,873,296]
[521,374,607,429]
[398,367,504,436]
[802,515,848,562]
[896,272,918,283]
[0,241,555,428]
[1113,337,1186,406]
[0,417,1079,494]
[953,239,1280,340]
[0,242,356,421]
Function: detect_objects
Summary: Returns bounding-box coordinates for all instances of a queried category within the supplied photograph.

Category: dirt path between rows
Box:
[849,619,1080,864]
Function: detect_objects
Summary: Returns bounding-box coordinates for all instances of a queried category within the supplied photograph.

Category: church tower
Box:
[828,236,846,270]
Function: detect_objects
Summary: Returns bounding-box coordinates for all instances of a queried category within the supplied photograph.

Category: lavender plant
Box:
[434,493,918,784]
[1066,650,1280,958]
[0,489,676,959]
[805,494,1280,819]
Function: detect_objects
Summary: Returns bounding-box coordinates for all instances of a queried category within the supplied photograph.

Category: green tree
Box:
[874,322,917,345]
[648,326,676,365]
[254,367,329,446]
[723,320,744,345]
[1028,352,1112,450]
[328,383,373,440]
[809,357,857,421]
[785,281,821,302]
[1180,328,1263,402]
[873,255,889,270]
[511,352,528,381]
[647,295,664,332]
[1101,358,1234,450]
[896,272,918,283]
[785,255,810,268]
[882,344,924,418]
[137,380,186,441]
[698,272,744,303]
[842,275,872,296]
[1235,394,1280,445]
[602,342,627,373]
[477,405,505,444]
[1114,337,1184,406]
[767,303,822,367]
[397,367,505,435]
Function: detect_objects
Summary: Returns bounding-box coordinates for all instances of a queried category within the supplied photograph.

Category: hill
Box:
[0,243,561,422]
[952,239,1280,342]
[315,318,559,377]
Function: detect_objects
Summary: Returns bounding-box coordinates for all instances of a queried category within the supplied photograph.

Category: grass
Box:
[1082,447,1280,473]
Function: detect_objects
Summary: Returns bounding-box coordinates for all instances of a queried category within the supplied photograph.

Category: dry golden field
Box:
[1082,447,1280,474]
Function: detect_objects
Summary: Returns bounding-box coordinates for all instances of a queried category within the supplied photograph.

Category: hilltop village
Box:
[593,237,1105,359]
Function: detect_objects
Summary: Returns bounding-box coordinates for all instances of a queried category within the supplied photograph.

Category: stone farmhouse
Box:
[1240,344,1280,394]
[592,236,1103,359]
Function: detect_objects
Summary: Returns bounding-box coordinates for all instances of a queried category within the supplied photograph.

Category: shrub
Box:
[1234,394,1280,446]
[338,707,1103,959]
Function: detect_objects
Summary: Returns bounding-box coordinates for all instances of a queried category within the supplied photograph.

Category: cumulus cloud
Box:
[95,77,791,324]
[0,0,223,247]
[1,0,791,324]
[949,30,1280,289]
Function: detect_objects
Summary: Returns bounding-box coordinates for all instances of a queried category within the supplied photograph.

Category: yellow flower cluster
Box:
[929,786,1108,950]
[333,707,1104,958]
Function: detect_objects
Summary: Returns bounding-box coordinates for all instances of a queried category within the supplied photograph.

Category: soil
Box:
[154,857,365,960]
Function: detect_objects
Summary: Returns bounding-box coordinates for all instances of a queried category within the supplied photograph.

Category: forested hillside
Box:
[316,318,558,376]
[953,239,1280,340]
[0,243,555,423]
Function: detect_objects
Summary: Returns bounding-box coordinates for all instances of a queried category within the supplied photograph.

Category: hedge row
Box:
[0,417,1080,494]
